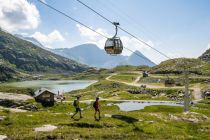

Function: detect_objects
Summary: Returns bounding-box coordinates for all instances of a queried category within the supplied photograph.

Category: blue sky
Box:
[0,0,210,63]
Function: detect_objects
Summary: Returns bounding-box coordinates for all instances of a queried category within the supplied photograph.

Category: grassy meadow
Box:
[0,68,210,139]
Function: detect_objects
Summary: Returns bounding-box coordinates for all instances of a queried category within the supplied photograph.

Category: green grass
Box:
[110,75,137,82]
[0,85,34,95]
[65,80,186,102]
[110,73,140,83]
[142,105,183,113]
[0,102,210,139]
[0,67,210,139]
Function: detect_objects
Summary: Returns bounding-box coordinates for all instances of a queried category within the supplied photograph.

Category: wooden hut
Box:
[34,88,56,104]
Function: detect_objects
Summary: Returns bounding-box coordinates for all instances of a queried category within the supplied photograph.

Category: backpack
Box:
[73,100,77,107]
[93,101,96,108]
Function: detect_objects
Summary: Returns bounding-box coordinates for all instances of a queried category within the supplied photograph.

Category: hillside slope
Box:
[0,63,17,81]
[151,58,210,75]
[127,50,155,67]
[0,29,88,74]
[199,48,210,63]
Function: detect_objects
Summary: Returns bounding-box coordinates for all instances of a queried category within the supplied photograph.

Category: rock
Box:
[104,114,112,118]
[149,113,163,120]
[169,114,179,121]
[0,116,6,121]
[34,124,57,132]
[160,93,165,97]
[0,135,7,140]
[145,121,154,123]
[112,93,118,96]
[106,103,113,106]
[188,118,199,123]
[170,112,209,122]
[69,113,74,115]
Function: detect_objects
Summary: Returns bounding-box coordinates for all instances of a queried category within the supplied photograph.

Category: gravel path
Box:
[192,84,203,102]
[106,73,203,102]
[106,73,184,89]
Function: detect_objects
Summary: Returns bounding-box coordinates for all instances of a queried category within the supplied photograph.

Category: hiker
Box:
[71,96,83,119]
[60,90,65,103]
[93,97,101,120]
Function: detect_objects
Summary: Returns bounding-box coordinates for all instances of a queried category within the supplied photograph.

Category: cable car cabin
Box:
[105,37,123,55]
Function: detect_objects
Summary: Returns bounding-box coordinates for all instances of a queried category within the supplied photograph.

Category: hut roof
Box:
[34,88,56,97]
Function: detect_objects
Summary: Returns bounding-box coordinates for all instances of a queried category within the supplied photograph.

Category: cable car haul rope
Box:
[36,0,170,60]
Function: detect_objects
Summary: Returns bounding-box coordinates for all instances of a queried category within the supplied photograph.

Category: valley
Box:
[0,66,210,139]
[0,14,210,140]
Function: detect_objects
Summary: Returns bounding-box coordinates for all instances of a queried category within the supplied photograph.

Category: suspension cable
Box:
[36,0,156,63]
[76,0,171,59]
[37,0,107,38]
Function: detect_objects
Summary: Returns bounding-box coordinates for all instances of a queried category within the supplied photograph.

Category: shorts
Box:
[76,108,81,112]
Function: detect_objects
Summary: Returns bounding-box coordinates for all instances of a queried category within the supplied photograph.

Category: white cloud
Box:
[19,32,28,36]
[76,24,152,56]
[76,24,110,41]
[31,30,65,48]
[0,0,40,32]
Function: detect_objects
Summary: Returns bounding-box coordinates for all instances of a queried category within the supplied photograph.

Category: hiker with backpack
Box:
[71,96,83,119]
[93,97,101,120]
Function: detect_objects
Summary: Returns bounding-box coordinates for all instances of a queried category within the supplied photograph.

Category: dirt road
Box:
[106,73,183,89]
[106,73,203,101]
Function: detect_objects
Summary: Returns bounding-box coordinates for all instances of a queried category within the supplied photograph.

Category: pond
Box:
[4,80,97,93]
[115,101,183,111]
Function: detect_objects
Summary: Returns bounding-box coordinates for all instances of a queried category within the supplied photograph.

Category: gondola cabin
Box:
[104,22,123,55]
[105,38,123,54]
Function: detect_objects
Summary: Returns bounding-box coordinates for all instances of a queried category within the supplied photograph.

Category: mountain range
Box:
[1,29,210,82]
[14,34,48,50]
[13,33,210,71]
[14,34,156,68]
[51,44,156,68]
[0,29,89,80]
